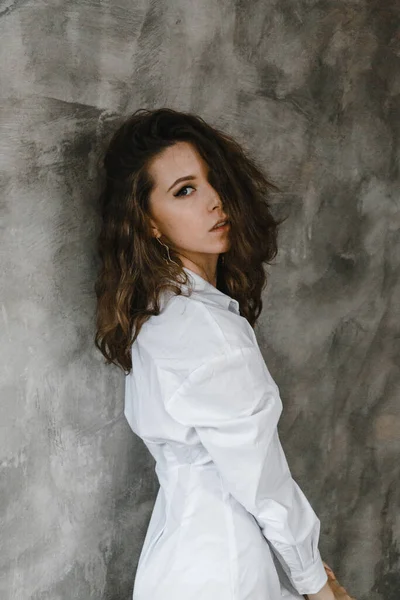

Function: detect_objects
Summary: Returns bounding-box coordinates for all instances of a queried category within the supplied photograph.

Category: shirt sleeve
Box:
[163,344,328,596]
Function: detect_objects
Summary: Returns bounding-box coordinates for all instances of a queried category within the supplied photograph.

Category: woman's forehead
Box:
[149,142,207,190]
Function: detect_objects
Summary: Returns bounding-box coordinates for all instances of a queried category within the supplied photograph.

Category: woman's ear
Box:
[146,215,161,239]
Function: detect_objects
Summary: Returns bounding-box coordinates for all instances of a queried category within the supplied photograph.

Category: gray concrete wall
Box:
[1,2,399,599]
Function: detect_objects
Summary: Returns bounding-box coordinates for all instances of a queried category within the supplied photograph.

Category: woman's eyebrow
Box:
[167,175,197,192]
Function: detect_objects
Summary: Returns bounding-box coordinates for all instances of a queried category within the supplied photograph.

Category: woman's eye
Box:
[175,185,195,197]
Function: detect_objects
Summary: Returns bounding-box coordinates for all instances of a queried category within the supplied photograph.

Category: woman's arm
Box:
[162,344,329,597]
[306,581,336,600]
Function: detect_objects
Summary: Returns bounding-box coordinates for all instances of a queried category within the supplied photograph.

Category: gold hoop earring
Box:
[156,237,180,267]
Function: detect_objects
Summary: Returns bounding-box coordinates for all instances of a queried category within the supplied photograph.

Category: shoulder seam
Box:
[165,345,256,409]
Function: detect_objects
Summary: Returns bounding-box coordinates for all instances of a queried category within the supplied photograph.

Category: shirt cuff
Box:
[291,548,328,595]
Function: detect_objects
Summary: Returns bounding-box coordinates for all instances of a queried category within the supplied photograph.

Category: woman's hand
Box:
[304,580,336,600]
[304,560,356,600]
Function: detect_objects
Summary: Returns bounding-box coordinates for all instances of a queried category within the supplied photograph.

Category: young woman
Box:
[94,108,337,600]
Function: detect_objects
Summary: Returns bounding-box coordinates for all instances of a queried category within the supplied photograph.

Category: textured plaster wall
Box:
[0,1,399,599]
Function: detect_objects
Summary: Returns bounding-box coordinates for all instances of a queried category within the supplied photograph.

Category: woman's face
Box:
[147,141,231,277]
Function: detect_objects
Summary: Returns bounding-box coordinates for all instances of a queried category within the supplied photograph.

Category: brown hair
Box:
[94,107,286,374]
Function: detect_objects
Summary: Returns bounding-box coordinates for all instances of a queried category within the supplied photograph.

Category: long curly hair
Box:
[94,107,286,374]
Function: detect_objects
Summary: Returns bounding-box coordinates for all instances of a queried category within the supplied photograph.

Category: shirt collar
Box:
[180,267,240,315]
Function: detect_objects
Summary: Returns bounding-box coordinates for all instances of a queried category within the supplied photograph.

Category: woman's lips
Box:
[210,222,230,232]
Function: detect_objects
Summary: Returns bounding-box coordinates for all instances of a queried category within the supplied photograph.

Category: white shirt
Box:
[124,266,328,599]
